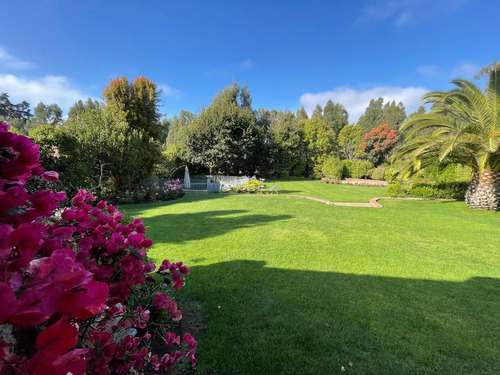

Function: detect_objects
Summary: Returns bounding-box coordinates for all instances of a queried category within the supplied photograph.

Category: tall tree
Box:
[394,70,500,211]
[102,77,163,186]
[382,100,406,129]
[269,111,307,176]
[338,125,364,160]
[303,118,337,175]
[25,102,63,132]
[311,104,323,119]
[0,93,32,120]
[68,98,101,118]
[323,100,349,135]
[0,93,32,134]
[185,83,258,175]
[361,124,397,166]
[212,80,240,106]
[102,76,162,140]
[62,109,151,192]
[165,110,195,148]
[356,97,384,133]
[296,106,308,122]
[408,105,426,119]
[239,84,252,110]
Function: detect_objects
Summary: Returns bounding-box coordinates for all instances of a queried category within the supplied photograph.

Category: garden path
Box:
[285,195,449,208]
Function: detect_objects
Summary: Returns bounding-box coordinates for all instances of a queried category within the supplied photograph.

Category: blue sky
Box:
[0,0,498,122]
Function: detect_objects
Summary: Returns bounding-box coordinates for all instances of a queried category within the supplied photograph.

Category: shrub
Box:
[0,121,196,374]
[386,183,410,197]
[415,164,473,184]
[386,181,468,200]
[386,162,473,185]
[341,159,355,178]
[371,166,386,180]
[322,156,345,179]
[350,160,374,179]
[409,182,469,200]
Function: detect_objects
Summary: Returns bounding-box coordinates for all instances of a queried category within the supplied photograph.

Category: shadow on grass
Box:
[144,210,293,244]
[180,260,499,375]
[275,189,302,195]
[119,192,234,213]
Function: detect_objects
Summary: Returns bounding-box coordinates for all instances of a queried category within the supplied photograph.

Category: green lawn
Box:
[268,178,388,202]
[125,181,500,375]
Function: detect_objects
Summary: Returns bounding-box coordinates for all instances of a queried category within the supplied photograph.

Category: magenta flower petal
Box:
[42,171,59,182]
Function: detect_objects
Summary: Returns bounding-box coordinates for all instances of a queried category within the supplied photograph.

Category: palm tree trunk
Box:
[465,169,500,211]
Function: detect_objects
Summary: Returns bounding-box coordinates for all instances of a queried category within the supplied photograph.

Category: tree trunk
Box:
[465,169,500,211]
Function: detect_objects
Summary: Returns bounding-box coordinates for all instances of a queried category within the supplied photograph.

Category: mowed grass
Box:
[269,178,388,202]
[125,181,500,375]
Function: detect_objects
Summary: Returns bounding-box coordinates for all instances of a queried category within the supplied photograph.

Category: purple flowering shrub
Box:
[0,122,196,374]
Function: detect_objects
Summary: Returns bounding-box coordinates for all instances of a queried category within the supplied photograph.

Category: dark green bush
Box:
[341,159,355,178]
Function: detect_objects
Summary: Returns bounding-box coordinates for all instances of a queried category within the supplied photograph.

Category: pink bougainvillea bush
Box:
[0,121,196,374]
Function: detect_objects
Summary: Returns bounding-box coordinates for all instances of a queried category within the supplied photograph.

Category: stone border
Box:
[286,195,456,208]
[287,195,373,207]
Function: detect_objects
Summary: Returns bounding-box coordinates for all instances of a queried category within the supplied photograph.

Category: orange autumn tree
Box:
[361,124,397,166]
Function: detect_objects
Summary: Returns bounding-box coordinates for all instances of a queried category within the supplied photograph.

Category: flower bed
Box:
[114,179,184,204]
[322,178,388,187]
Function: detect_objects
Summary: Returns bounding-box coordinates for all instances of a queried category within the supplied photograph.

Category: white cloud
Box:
[0,46,35,70]
[0,74,93,113]
[450,62,478,79]
[357,0,467,27]
[158,84,182,98]
[299,86,428,123]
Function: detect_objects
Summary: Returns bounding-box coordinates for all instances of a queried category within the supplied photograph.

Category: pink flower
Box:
[42,171,59,182]
[165,332,180,346]
[168,302,182,321]
[186,349,197,367]
[97,200,107,209]
[183,333,197,349]
[152,293,171,310]
[61,209,76,221]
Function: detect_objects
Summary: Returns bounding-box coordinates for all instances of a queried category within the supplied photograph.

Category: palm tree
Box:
[394,69,500,211]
